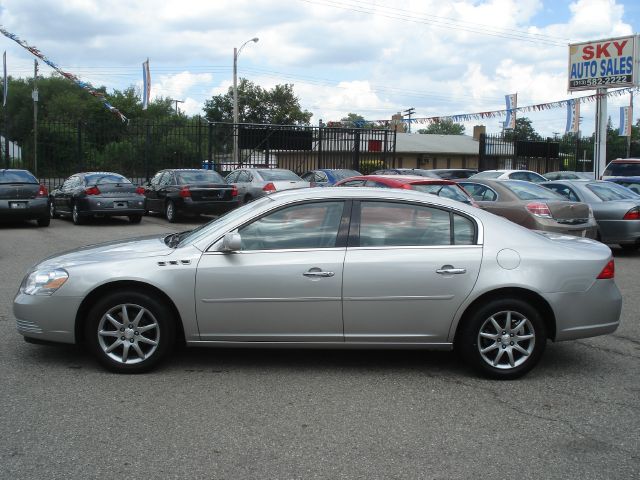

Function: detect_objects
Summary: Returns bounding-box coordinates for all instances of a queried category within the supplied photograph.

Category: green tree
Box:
[203,78,312,125]
[417,119,465,135]
[503,117,542,141]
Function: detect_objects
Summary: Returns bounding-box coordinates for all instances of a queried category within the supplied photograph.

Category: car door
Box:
[58,175,80,213]
[145,171,165,212]
[157,171,176,206]
[342,200,482,344]
[195,200,349,342]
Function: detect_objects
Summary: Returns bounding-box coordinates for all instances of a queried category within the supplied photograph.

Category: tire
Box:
[84,290,176,373]
[620,244,639,252]
[457,298,546,380]
[242,194,253,205]
[37,215,50,227]
[165,200,178,223]
[49,199,59,219]
[72,203,85,225]
[129,215,142,224]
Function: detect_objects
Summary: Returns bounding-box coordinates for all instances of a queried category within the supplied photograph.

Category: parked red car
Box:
[334,175,477,206]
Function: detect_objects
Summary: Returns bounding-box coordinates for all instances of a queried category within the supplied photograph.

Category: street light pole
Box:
[233,37,258,165]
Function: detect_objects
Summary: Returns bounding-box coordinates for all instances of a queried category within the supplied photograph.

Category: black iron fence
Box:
[479,133,640,174]
[4,118,397,190]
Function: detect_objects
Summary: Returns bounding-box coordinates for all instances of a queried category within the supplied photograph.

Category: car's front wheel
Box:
[457,298,546,380]
[84,291,175,373]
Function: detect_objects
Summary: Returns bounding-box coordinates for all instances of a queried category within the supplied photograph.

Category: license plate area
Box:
[10,202,27,209]
[113,202,128,209]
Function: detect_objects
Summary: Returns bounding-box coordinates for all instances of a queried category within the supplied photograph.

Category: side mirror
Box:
[221,232,241,252]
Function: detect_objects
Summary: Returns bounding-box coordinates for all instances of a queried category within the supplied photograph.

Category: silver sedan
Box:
[13,188,621,379]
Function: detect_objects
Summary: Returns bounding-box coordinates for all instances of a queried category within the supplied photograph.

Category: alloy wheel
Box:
[477,310,535,370]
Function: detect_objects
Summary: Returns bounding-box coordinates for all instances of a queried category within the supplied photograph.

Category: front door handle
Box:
[436,266,467,275]
[303,269,335,278]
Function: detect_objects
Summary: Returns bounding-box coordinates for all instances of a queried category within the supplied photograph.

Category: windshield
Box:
[587,182,640,201]
[84,173,130,185]
[177,196,273,247]
[502,181,564,200]
[471,171,503,179]
[177,171,225,184]
[0,170,38,184]
[411,183,471,204]
[331,169,361,180]
[257,169,302,181]
[604,162,640,177]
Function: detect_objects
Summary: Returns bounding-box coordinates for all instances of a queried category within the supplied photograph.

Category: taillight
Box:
[400,184,413,190]
[85,186,100,195]
[231,185,238,197]
[597,259,615,279]
[135,186,145,195]
[179,186,191,198]
[526,202,552,218]
[262,182,276,192]
[37,184,48,197]
[623,207,640,220]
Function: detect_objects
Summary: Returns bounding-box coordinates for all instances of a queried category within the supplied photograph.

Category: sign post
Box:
[568,35,639,177]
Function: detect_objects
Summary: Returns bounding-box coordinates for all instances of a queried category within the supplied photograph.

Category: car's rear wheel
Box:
[84,291,175,373]
[129,214,142,224]
[72,203,85,225]
[165,200,178,223]
[457,298,546,380]
[37,215,50,227]
[242,194,253,205]
[49,200,59,219]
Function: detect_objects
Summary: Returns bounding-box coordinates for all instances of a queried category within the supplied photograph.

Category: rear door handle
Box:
[303,270,335,278]
[436,266,467,275]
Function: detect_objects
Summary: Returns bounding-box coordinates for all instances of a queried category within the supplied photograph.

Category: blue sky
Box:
[0,0,638,137]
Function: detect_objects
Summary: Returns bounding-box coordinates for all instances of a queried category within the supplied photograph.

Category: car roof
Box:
[346,175,453,185]
[608,158,640,163]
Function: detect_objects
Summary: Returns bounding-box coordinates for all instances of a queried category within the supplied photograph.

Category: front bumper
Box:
[547,279,622,342]
[13,292,83,344]
[77,196,146,216]
[0,198,49,219]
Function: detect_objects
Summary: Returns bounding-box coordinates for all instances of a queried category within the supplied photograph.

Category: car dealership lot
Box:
[1,217,639,478]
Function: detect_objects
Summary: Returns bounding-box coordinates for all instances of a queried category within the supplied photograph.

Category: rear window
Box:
[331,169,361,180]
[0,170,38,184]
[411,183,472,204]
[502,181,564,200]
[604,162,640,177]
[587,182,639,201]
[84,173,130,185]
[257,169,302,181]
[471,171,503,179]
[176,171,225,184]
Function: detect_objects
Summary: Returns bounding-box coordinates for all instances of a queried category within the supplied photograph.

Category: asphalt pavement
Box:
[0,215,638,479]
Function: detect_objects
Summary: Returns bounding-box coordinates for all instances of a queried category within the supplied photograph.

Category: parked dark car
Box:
[300,168,361,186]
[0,169,50,226]
[144,169,239,223]
[542,179,640,250]
[602,158,640,179]
[428,168,478,179]
[50,172,146,225]
[371,168,440,178]
[225,168,309,205]
[605,176,640,195]
[335,174,477,205]
[458,179,598,238]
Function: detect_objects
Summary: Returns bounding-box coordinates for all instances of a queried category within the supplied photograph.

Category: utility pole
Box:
[33,59,38,176]
[628,91,633,158]
[168,98,184,115]
[403,107,415,133]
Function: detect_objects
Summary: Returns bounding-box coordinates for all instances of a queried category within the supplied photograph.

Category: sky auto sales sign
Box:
[568,35,638,91]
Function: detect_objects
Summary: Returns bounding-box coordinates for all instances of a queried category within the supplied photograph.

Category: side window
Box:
[358,201,455,247]
[225,171,239,183]
[301,172,314,182]
[460,183,497,201]
[150,172,164,186]
[339,180,366,187]
[545,184,579,202]
[237,171,250,183]
[453,214,475,245]
[159,172,174,186]
[510,172,528,181]
[62,176,74,189]
[315,171,328,183]
[238,201,345,250]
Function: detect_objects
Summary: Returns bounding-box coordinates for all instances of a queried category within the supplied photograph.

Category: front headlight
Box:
[21,268,69,296]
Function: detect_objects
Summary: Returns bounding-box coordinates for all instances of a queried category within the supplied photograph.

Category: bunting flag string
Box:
[0,25,128,122]
[333,87,639,127]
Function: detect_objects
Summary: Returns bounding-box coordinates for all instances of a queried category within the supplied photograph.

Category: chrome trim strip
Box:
[344,295,455,301]
[187,340,454,350]
[201,296,341,303]
[347,245,482,251]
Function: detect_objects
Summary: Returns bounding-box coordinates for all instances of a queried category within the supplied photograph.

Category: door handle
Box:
[436,266,467,275]
[303,270,335,278]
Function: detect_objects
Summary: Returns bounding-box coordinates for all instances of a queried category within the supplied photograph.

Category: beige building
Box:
[393,132,480,169]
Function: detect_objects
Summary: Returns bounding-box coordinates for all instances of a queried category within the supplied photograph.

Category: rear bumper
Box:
[79,196,146,216]
[535,221,598,239]
[547,279,622,341]
[598,219,640,245]
[179,198,240,214]
[0,198,49,219]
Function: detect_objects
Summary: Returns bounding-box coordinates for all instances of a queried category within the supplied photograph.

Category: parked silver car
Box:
[225,168,309,204]
[542,179,640,250]
[14,188,621,379]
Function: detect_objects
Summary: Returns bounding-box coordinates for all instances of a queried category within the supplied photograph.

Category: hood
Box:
[36,234,173,269]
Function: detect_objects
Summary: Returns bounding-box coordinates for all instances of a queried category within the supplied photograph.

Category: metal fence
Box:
[479,133,640,174]
[5,118,397,190]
